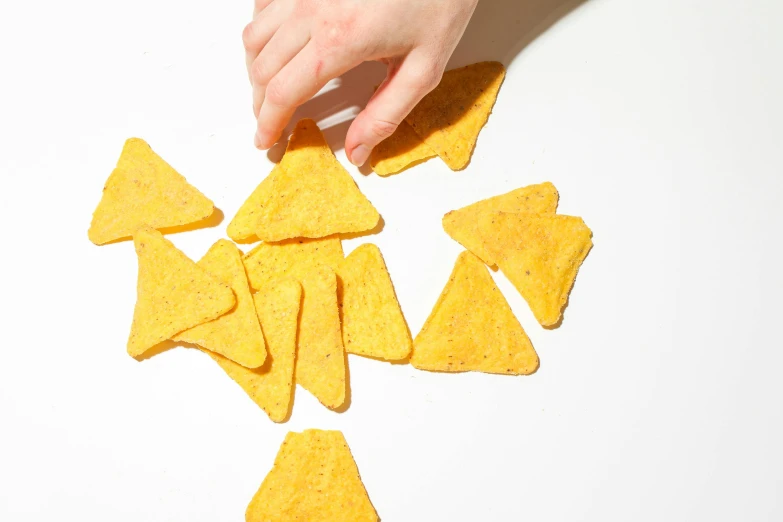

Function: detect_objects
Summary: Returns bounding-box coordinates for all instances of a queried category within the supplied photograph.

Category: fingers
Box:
[242,1,290,80]
[344,55,442,166]
[255,41,359,149]
[253,0,274,17]
[250,21,311,118]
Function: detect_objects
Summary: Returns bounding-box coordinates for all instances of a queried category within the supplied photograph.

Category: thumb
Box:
[345,56,442,166]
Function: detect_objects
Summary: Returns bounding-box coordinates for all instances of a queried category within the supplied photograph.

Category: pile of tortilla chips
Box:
[88,60,594,520]
[370,61,506,175]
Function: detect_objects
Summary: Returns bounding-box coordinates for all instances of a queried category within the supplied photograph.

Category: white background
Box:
[1,0,782,520]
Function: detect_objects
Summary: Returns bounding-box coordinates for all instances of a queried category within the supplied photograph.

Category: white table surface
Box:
[1,0,782,520]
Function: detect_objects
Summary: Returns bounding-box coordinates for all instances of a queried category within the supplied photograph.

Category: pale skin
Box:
[244,0,479,166]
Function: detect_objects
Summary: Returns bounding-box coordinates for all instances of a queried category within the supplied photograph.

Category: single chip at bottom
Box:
[479,211,593,327]
[442,182,559,265]
[370,120,437,176]
[203,279,301,422]
[337,244,411,360]
[246,430,379,522]
[294,265,346,409]
[127,227,235,359]
[174,239,266,368]
[411,251,539,375]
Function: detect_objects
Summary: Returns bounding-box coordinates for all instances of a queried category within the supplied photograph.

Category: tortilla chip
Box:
[337,244,411,360]
[127,227,235,358]
[174,240,266,368]
[479,212,593,326]
[246,430,378,522]
[370,121,436,176]
[253,119,380,241]
[203,279,301,422]
[243,236,344,292]
[88,138,214,245]
[226,164,280,242]
[410,251,539,375]
[405,61,505,170]
[294,265,346,409]
[443,182,559,265]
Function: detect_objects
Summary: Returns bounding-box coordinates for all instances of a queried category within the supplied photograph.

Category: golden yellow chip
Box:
[252,119,380,241]
[410,251,539,375]
[226,164,280,242]
[246,430,378,522]
[174,239,266,368]
[405,61,506,170]
[370,120,436,176]
[294,265,346,409]
[479,211,593,327]
[337,244,411,360]
[127,227,235,359]
[243,236,344,292]
[203,279,301,422]
[88,138,215,245]
[443,182,559,265]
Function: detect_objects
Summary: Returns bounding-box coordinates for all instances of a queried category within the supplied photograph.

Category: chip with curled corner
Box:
[443,182,559,265]
[411,251,539,375]
[479,211,593,327]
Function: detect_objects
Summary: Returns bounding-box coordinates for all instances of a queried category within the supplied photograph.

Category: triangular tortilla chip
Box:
[253,119,380,241]
[443,182,559,265]
[242,236,344,292]
[337,244,411,360]
[174,239,266,368]
[479,211,593,326]
[127,227,235,358]
[294,265,346,409]
[88,138,215,245]
[226,164,280,242]
[410,251,538,375]
[246,430,378,522]
[405,61,505,170]
[370,120,436,176]
[203,279,301,422]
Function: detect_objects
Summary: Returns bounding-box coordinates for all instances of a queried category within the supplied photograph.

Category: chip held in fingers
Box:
[337,244,412,361]
[127,227,235,359]
[88,138,215,245]
[411,251,539,375]
[370,120,437,176]
[443,182,559,265]
[479,211,593,327]
[405,61,506,171]
[294,264,347,409]
[204,278,301,422]
[246,430,379,522]
[251,119,380,241]
[174,239,266,368]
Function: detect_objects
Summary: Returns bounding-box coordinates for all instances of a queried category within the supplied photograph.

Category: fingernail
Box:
[254,132,263,149]
[350,145,370,166]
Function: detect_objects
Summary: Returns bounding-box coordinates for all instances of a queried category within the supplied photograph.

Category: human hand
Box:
[244,0,479,165]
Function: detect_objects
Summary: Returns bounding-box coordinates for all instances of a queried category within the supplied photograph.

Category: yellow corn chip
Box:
[127,227,235,358]
[405,61,506,170]
[253,119,380,241]
[370,120,436,176]
[479,211,593,327]
[226,163,280,242]
[295,265,346,409]
[410,251,539,375]
[203,279,301,422]
[243,236,344,292]
[88,138,215,245]
[337,244,411,360]
[443,182,559,265]
[246,430,378,522]
[174,240,266,368]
